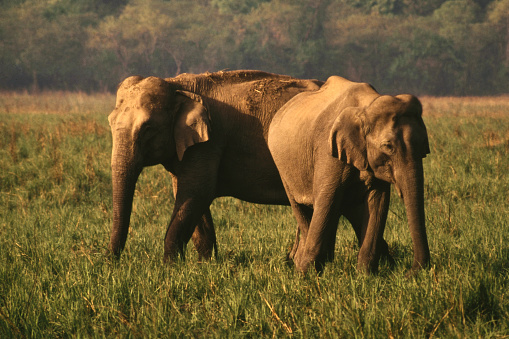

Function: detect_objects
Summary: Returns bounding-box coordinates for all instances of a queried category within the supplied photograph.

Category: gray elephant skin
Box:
[107,70,323,262]
[268,75,431,275]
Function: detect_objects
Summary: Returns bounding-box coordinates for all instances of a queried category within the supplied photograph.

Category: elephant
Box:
[107,70,323,262]
[268,75,431,275]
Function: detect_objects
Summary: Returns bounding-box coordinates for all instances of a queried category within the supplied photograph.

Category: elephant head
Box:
[330,94,431,272]
[107,76,211,257]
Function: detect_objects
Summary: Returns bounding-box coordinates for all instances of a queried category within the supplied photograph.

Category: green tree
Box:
[430,0,509,94]
[219,0,332,78]
[346,0,405,14]
[433,0,481,40]
[325,12,396,84]
[400,0,447,15]
[87,0,223,86]
[0,0,507,94]
[488,0,509,67]
[212,0,269,14]
[386,21,463,95]
[479,0,509,93]
[0,0,98,91]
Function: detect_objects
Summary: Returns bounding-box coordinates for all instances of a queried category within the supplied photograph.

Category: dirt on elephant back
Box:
[171,69,291,96]
[244,78,298,113]
[171,70,319,124]
[204,69,293,85]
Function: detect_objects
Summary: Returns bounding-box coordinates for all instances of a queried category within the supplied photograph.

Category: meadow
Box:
[0,91,508,337]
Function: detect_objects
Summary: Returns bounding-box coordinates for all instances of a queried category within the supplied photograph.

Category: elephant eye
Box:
[136,123,156,144]
[381,142,395,155]
[141,123,154,134]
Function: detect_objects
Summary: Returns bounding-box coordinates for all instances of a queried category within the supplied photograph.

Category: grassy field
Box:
[0,91,508,337]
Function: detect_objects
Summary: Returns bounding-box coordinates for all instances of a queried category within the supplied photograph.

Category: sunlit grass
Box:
[0,91,114,115]
[421,95,509,118]
[0,92,508,337]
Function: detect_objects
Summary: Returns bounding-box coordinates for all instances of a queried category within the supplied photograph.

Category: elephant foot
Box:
[285,242,299,267]
[357,261,378,275]
[163,240,186,263]
[285,252,295,269]
[357,251,380,275]
[405,266,425,279]
[163,252,175,264]
[405,259,431,278]
[292,253,308,274]
[191,210,218,261]
[313,260,326,275]
[105,248,121,262]
[379,241,395,269]
[191,232,216,262]
[293,249,324,275]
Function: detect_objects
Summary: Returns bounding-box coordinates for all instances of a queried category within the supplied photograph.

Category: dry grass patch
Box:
[0,90,114,115]
[421,96,509,118]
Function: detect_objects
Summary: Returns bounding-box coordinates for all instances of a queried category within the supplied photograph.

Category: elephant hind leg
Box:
[293,198,341,274]
[191,209,218,261]
[286,200,313,265]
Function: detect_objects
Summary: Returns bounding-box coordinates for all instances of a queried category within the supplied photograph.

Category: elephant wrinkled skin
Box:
[107,70,323,262]
[268,75,431,275]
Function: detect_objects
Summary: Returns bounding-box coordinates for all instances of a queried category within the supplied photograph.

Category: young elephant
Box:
[268,76,431,275]
[107,70,323,262]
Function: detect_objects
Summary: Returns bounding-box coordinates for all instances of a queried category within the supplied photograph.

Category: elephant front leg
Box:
[164,197,211,263]
[342,199,394,268]
[170,173,217,261]
[356,183,391,274]
[191,209,217,261]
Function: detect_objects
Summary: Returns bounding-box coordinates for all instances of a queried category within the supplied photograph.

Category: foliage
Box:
[0,0,508,95]
[0,92,509,337]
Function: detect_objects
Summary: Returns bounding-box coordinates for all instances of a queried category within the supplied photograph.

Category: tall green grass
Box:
[0,92,508,337]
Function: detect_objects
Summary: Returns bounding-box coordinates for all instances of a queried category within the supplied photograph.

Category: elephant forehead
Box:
[115,89,164,111]
[109,107,138,130]
[370,95,401,111]
[373,95,421,116]
[110,99,148,125]
[137,91,168,110]
[118,77,168,99]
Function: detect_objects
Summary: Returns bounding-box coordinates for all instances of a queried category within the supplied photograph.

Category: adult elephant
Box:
[107,70,323,262]
[268,75,431,275]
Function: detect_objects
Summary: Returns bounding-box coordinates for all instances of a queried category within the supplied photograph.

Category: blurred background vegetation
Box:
[1,0,508,95]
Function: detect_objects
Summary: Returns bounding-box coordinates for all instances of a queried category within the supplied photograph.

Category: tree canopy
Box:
[1,0,508,95]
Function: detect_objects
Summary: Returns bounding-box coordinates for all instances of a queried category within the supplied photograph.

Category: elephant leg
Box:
[164,148,219,263]
[323,218,339,264]
[164,196,212,262]
[170,172,217,261]
[342,200,394,267]
[287,201,313,264]
[293,194,342,274]
[191,209,217,261]
[356,183,391,274]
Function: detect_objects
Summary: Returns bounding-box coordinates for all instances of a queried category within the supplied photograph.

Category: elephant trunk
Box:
[397,160,430,272]
[108,132,142,258]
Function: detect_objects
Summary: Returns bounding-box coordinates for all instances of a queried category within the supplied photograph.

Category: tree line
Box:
[1,0,508,95]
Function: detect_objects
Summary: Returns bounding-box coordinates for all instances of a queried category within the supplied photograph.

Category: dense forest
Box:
[1,0,508,95]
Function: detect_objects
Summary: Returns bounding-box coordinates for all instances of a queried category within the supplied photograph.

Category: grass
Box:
[0,91,508,337]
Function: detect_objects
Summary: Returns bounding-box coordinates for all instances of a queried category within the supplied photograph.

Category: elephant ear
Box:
[396,94,431,157]
[329,107,368,171]
[174,90,212,161]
